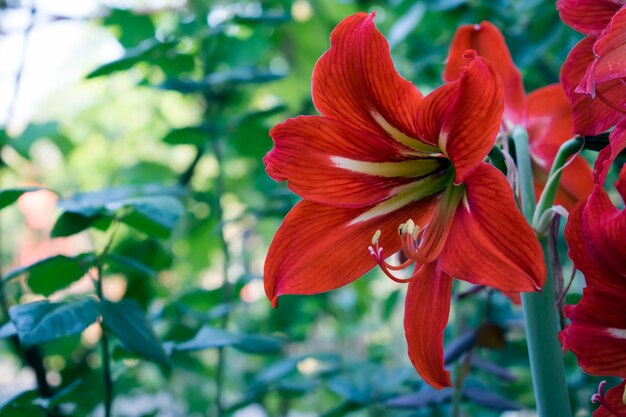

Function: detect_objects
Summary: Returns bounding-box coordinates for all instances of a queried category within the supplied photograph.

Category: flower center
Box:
[368,177,464,283]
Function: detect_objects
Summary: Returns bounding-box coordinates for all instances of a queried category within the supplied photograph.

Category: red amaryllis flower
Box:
[264,13,545,389]
[558,1,626,189]
[560,163,626,372]
[559,1,626,136]
[444,21,593,209]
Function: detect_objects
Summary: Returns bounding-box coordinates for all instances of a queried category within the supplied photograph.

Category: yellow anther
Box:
[371,230,382,246]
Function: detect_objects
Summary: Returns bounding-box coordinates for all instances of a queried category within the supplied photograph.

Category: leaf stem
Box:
[96,261,113,417]
[512,126,572,417]
[94,224,119,417]
[212,136,232,417]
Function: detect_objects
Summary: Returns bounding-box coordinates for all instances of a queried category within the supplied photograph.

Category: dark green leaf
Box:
[4,254,95,296]
[105,253,157,277]
[162,126,209,146]
[9,298,100,346]
[0,390,46,417]
[87,39,169,78]
[174,325,283,354]
[101,299,169,366]
[0,187,43,210]
[175,326,240,351]
[116,196,184,238]
[50,211,103,238]
[58,185,184,237]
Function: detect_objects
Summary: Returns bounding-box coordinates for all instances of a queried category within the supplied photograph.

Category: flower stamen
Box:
[591,381,626,417]
[368,229,425,284]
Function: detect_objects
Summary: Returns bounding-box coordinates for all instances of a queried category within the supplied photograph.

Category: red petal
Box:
[440,163,545,292]
[560,287,626,378]
[312,13,425,147]
[444,21,525,127]
[526,84,573,152]
[557,0,623,35]
[593,380,626,417]
[526,84,593,209]
[436,55,504,183]
[264,199,436,307]
[565,184,626,289]
[595,115,626,186]
[415,81,458,147]
[404,263,453,389]
[591,8,626,85]
[561,36,624,135]
[266,116,444,207]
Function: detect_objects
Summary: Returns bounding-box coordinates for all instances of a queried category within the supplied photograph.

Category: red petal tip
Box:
[270,295,279,308]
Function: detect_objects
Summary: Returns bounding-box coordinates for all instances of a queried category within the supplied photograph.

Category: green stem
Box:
[532,137,584,232]
[94,225,118,417]
[96,261,113,417]
[512,126,572,417]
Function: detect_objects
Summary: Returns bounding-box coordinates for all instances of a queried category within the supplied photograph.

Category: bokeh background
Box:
[0,0,610,416]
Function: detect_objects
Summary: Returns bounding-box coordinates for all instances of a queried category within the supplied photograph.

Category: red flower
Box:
[444,21,593,209]
[264,13,545,389]
[560,155,626,415]
[559,1,626,138]
[560,164,626,375]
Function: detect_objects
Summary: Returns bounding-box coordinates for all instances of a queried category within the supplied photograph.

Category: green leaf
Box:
[50,212,103,238]
[9,122,60,159]
[161,67,286,93]
[175,326,240,351]
[4,254,95,296]
[101,299,169,366]
[115,196,184,238]
[103,8,155,48]
[87,39,169,78]
[58,186,184,238]
[174,325,283,354]
[0,187,43,210]
[0,390,46,417]
[9,298,100,346]
[87,38,194,78]
[162,126,209,146]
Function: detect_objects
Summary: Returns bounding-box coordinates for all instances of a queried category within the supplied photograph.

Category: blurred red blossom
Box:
[445,21,593,210]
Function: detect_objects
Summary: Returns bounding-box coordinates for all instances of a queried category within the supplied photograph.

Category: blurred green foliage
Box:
[0,0,605,416]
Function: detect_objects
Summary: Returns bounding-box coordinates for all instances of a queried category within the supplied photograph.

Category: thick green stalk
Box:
[512,127,572,417]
